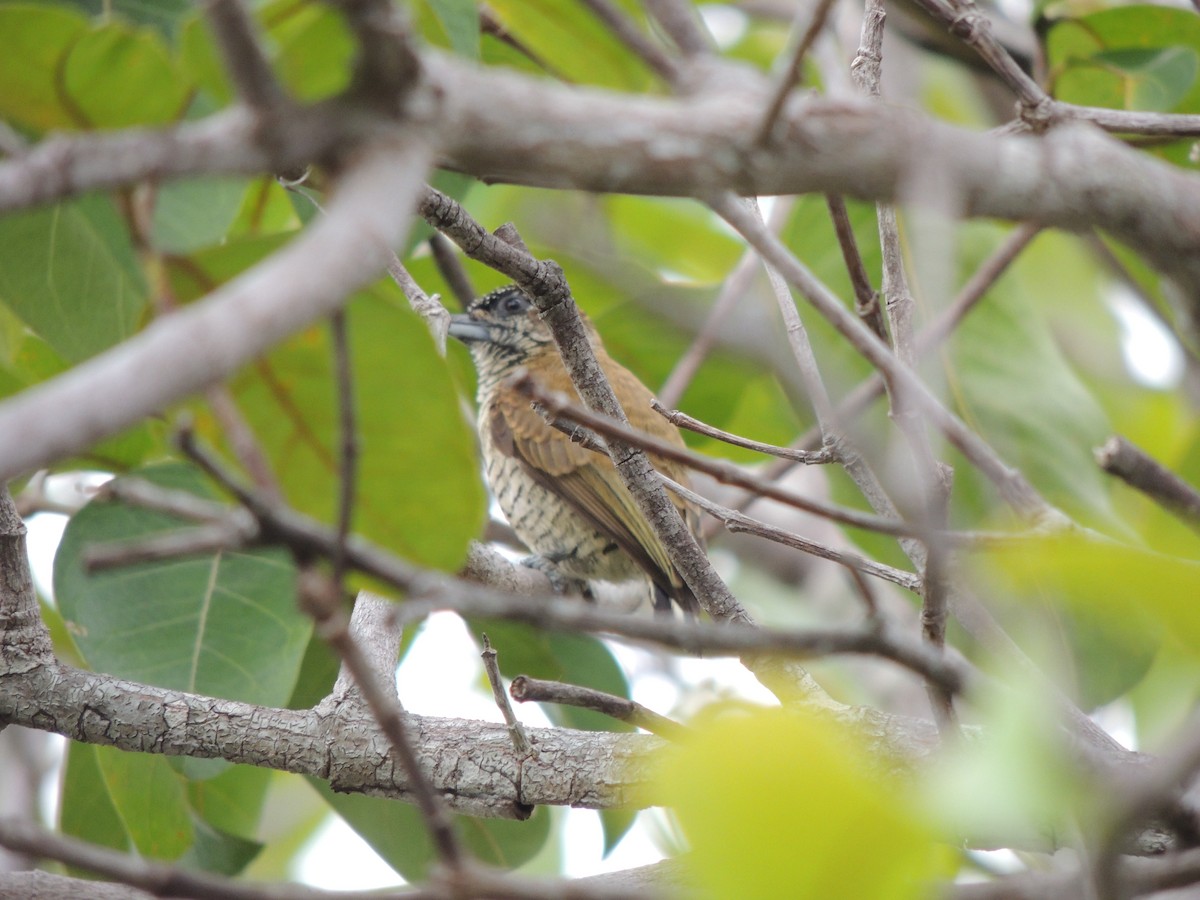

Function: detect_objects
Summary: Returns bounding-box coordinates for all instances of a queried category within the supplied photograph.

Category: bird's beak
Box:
[447,314,492,344]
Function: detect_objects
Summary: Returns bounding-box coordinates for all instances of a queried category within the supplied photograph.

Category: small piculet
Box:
[448,285,701,616]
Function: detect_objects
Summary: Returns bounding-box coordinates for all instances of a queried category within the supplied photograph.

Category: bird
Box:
[448,284,702,617]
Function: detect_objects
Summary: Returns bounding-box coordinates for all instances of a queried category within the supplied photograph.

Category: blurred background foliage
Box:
[0,0,1198,894]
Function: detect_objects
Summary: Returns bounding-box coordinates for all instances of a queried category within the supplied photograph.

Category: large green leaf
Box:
[226,291,484,571]
[265,0,354,102]
[93,744,195,860]
[152,177,252,254]
[486,0,655,89]
[1046,5,1200,164]
[946,240,1116,527]
[0,193,147,363]
[60,742,196,865]
[54,463,310,706]
[0,4,90,131]
[602,196,742,284]
[179,11,233,105]
[61,21,190,127]
[0,321,157,470]
[60,742,132,865]
[167,233,484,572]
[187,764,275,841]
[416,0,480,58]
[61,0,195,40]
[309,778,552,881]
[983,536,1200,656]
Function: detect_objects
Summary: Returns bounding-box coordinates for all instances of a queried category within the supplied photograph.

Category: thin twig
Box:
[852,0,957,732]
[1096,435,1200,533]
[909,0,1049,119]
[826,194,887,343]
[384,253,451,349]
[0,817,369,900]
[204,388,283,499]
[661,476,923,594]
[297,567,467,874]
[652,400,832,464]
[516,372,924,538]
[330,310,357,590]
[83,524,250,571]
[1054,101,1200,137]
[577,0,681,83]
[642,0,714,57]
[203,0,288,113]
[711,194,1062,528]
[658,196,794,407]
[394,592,968,695]
[429,232,476,309]
[755,0,837,144]
[480,634,531,754]
[740,197,926,574]
[510,675,690,741]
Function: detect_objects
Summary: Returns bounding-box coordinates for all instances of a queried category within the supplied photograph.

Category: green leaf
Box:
[227,300,483,570]
[600,808,636,856]
[982,536,1200,656]
[61,22,191,128]
[309,778,552,881]
[0,193,147,363]
[167,232,484,572]
[486,0,655,89]
[60,742,132,866]
[602,197,742,285]
[418,0,480,58]
[54,462,311,706]
[152,177,251,254]
[927,674,1082,842]
[658,706,942,899]
[0,324,157,470]
[179,817,263,876]
[947,243,1116,527]
[267,1,354,102]
[286,631,342,710]
[187,764,274,840]
[1047,7,1200,115]
[0,4,90,131]
[93,744,195,860]
[61,0,195,40]
[179,12,233,105]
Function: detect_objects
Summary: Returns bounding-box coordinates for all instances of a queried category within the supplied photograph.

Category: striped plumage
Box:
[449,285,701,616]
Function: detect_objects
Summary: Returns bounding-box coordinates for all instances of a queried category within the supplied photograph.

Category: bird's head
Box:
[448,285,559,381]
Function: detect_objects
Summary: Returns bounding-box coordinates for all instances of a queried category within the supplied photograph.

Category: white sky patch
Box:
[697,5,748,50]
[1108,290,1184,389]
[296,815,403,890]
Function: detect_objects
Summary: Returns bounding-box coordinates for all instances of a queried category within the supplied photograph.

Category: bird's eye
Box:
[502,295,525,314]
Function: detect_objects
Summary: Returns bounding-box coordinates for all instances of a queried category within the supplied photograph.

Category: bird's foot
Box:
[520,555,595,601]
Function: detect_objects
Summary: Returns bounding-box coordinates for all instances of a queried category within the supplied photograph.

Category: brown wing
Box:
[488,371,687,594]
[616,362,704,545]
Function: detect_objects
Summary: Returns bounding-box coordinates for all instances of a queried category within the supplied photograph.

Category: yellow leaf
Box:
[656,706,942,900]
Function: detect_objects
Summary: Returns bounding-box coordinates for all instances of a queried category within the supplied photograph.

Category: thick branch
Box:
[0,659,653,817]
